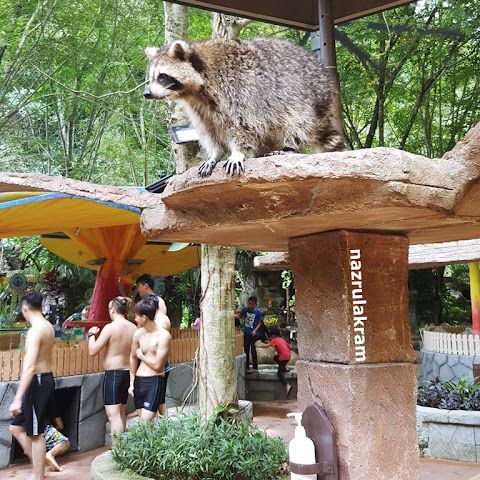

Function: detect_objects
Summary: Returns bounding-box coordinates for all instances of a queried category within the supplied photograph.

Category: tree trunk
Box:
[163,3,199,174]
[196,13,250,421]
[198,245,237,420]
[432,266,445,325]
[212,14,250,40]
[163,276,183,328]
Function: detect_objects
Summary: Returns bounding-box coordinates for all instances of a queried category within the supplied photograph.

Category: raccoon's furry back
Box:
[181,38,339,156]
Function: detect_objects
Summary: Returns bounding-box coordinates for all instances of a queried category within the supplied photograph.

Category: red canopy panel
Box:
[165,0,416,31]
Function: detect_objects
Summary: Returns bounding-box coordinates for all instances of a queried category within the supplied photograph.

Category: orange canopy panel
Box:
[0,192,139,238]
[40,234,200,278]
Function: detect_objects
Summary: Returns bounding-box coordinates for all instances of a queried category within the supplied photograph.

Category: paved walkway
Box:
[3,400,479,479]
[252,400,480,480]
[2,447,107,479]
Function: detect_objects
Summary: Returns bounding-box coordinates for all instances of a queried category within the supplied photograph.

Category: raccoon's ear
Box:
[168,40,191,61]
[145,47,160,60]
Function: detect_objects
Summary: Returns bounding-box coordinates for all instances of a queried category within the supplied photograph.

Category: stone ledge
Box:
[417,405,480,425]
[416,405,480,462]
[0,172,158,209]
[245,365,297,381]
[140,126,480,251]
[91,451,152,480]
[91,450,290,480]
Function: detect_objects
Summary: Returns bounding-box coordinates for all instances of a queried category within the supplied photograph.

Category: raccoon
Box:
[144,38,345,177]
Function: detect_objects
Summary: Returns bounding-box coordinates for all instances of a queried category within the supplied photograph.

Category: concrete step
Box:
[246,364,297,401]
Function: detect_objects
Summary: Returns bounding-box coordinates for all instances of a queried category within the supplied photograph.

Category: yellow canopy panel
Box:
[0,192,140,238]
[41,235,201,277]
[131,242,201,277]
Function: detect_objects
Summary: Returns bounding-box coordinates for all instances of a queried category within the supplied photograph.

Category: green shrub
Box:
[418,377,480,410]
[111,414,288,480]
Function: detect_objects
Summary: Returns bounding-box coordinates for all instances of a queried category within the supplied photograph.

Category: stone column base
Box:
[297,360,420,480]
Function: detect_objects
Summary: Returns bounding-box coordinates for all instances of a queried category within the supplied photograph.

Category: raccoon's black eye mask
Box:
[157,73,182,90]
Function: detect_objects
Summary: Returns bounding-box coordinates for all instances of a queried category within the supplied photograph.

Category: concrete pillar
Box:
[289,230,419,480]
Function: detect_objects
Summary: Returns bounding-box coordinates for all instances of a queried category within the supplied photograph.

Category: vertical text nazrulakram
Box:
[350,249,367,362]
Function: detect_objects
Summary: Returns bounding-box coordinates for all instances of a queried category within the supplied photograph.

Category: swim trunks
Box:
[133,375,164,412]
[44,424,69,451]
[103,369,130,406]
[11,372,55,437]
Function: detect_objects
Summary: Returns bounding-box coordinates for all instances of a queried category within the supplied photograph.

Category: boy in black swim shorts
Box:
[88,296,136,441]
[129,297,171,421]
[9,292,55,480]
[103,369,130,406]
[10,372,55,436]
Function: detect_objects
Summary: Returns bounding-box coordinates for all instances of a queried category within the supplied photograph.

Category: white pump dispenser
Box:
[287,412,316,480]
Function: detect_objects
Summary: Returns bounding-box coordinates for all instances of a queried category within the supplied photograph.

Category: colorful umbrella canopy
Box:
[0,190,200,323]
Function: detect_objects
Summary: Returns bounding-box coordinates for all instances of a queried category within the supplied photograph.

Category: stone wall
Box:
[0,372,107,469]
[419,350,480,383]
[417,405,480,462]
[246,365,297,401]
[240,271,285,312]
[0,354,246,469]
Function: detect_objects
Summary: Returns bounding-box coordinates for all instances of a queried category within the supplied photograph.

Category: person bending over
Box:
[129,297,171,421]
[256,327,292,397]
[9,292,55,480]
[88,297,137,441]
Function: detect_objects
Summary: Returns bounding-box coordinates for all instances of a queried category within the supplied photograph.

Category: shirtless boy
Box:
[136,273,171,416]
[136,274,168,316]
[143,294,172,416]
[129,297,171,421]
[9,292,55,480]
[88,297,137,439]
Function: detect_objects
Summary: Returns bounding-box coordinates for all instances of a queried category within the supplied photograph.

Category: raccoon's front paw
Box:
[223,157,244,176]
[198,160,217,177]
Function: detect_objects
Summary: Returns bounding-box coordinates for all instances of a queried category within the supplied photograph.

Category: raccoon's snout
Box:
[144,86,153,99]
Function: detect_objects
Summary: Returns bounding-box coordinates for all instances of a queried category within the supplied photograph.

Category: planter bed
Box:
[417,405,480,462]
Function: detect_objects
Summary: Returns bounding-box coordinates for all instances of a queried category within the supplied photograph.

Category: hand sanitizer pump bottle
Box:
[287,412,316,480]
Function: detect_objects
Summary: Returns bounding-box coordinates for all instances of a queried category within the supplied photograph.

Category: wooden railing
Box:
[0,329,244,382]
[0,331,22,351]
[422,330,480,356]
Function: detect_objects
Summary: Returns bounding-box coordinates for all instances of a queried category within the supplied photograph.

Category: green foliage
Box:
[280,270,292,290]
[418,377,480,410]
[0,237,95,320]
[441,264,471,324]
[0,0,174,185]
[2,0,479,186]
[337,1,480,153]
[163,268,201,328]
[112,414,288,480]
[410,263,471,327]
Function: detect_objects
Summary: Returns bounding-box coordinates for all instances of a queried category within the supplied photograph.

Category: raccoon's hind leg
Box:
[314,128,346,152]
[265,148,299,157]
[223,148,245,176]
